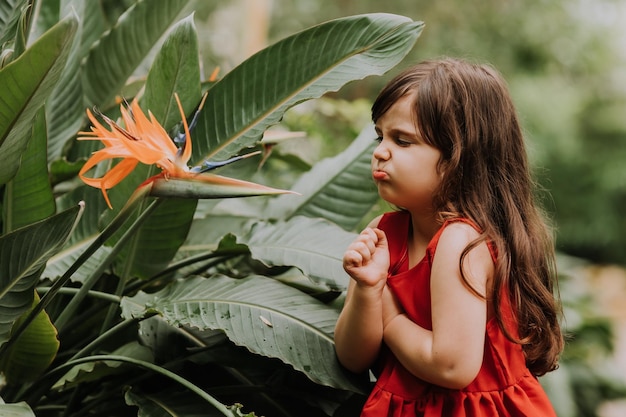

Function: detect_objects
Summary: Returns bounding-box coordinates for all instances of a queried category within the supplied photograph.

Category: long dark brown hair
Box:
[372,57,563,376]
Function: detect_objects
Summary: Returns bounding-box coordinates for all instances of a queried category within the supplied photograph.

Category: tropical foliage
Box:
[0,0,425,415]
[1,1,624,416]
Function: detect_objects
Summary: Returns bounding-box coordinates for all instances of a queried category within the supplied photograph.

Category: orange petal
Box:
[130,100,178,156]
[80,158,139,209]
[79,158,138,189]
[208,66,220,82]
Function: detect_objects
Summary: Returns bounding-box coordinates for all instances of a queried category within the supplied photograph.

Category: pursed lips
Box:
[372,168,389,180]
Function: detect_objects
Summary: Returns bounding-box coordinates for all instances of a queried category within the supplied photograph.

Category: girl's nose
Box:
[373,142,390,161]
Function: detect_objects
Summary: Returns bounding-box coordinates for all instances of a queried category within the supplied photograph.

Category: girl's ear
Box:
[437,159,446,178]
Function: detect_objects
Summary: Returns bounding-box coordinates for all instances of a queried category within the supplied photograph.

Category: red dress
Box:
[361,211,556,416]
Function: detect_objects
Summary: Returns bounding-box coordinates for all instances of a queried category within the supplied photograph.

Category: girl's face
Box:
[372,93,442,214]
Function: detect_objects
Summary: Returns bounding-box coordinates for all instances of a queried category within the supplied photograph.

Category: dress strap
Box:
[426,218,498,264]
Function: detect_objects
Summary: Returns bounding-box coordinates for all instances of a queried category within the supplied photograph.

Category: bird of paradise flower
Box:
[78,93,294,209]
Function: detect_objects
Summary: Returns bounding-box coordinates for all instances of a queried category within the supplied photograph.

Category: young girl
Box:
[334,57,564,416]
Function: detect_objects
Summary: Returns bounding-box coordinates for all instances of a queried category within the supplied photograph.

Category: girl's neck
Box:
[407,211,440,268]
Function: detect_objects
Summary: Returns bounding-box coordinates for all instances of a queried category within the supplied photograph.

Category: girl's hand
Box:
[343,227,390,288]
[382,285,403,329]
[335,226,389,373]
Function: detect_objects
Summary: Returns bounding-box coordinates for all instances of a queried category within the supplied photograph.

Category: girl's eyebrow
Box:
[378,127,419,140]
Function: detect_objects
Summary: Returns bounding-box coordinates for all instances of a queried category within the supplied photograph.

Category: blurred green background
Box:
[190,0,626,264]
[110,0,626,414]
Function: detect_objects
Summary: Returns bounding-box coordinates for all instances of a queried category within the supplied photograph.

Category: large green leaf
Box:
[0,0,26,47]
[141,13,202,130]
[190,13,423,165]
[81,0,190,107]
[0,291,59,384]
[0,14,77,184]
[42,236,112,284]
[45,0,105,162]
[0,203,83,348]
[42,0,110,161]
[184,213,255,249]
[0,400,36,417]
[120,275,366,392]
[3,108,55,233]
[242,217,356,290]
[114,196,198,280]
[42,183,111,284]
[267,125,379,231]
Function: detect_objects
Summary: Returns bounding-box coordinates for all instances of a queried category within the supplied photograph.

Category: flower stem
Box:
[54,194,162,331]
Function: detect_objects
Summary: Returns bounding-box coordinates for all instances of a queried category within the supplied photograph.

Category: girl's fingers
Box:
[372,228,388,250]
[356,228,378,252]
[355,239,373,256]
[344,241,371,266]
[343,249,363,268]
[343,227,385,269]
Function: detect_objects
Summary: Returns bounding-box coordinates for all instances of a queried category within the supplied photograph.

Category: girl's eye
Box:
[373,136,412,146]
[395,138,412,147]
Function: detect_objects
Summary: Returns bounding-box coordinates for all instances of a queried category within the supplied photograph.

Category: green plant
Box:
[0,0,423,415]
[539,256,626,417]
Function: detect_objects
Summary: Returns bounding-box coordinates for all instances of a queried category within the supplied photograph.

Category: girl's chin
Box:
[376,187,397,203]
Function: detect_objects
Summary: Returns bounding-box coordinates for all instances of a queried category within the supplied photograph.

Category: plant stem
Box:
[54,198,163,331]
[28,355,233,415]
[36,287,121,304]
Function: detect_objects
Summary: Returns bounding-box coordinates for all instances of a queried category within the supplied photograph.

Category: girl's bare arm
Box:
[334,217,390,373]
[382,222,493,388]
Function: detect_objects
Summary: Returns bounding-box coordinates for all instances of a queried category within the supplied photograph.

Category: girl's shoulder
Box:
[441,218,482,239]
[430,219,483,257]
[431,221,495,297]
[430,219,496,292]
[431,218,497,260]
[442,217,482,234]
[425,218,480,253]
